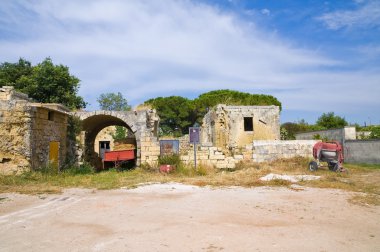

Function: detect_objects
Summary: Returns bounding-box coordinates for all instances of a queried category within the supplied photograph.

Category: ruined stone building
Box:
[0,86,161,173]
[0,86,70,173]
[201,104,280,150]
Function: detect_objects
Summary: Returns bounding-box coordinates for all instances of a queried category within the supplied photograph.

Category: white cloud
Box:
[317,0,380,30]
[0,0,379,122]
[261,8,270,16]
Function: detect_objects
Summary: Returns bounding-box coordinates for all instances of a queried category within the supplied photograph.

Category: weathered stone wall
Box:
[0,86,69,174]
[180,144,252,169]
[140,131,160,165]
[30,106,68,169]
[295,127,356,144]
[251,140,319,163]
[74,109,159,167]
[0,96,33,173]
[201,105,280,150]
[344,140,380,164]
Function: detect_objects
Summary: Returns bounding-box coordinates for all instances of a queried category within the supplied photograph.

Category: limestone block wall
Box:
[30,106,68,169]
[0,86,70,174]
[251,140,319,163]
[296,127,356,144]
[0,98,33,173]
[140,131,160,166]
[180,144,252,169]
[201,105,280,150]
[344,140,380,164]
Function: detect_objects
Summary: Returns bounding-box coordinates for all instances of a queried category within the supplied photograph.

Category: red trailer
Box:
[309,141,347,172]
[102,149,135,169]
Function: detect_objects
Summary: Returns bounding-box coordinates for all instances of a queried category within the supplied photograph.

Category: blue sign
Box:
[189,127,200,143]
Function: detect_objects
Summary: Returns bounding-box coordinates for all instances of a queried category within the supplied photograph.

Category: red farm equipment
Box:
[308,141,347,173]
[102,149,135,170]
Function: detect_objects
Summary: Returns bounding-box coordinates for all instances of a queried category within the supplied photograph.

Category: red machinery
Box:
[102,149,135,169]
[309,141,346,172]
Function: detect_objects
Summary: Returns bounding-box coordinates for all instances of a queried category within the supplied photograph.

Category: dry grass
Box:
[1,158,379,206]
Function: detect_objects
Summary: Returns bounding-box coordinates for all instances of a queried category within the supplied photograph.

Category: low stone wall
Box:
[180,145,252,169]
[295,127,356,144]
[344,140,380,164]
[252,140,319,162]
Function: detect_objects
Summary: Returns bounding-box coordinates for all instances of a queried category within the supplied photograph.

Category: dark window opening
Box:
[244,117,253,131]
[48,111,55,121]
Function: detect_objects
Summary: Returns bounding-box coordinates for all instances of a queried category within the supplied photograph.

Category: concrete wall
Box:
[201,105,280,150]
[295,127,356,144]
[344,140,380,164]
[252,140,319,163]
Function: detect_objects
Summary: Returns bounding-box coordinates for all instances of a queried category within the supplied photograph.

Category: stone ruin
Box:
[1,87,320,173]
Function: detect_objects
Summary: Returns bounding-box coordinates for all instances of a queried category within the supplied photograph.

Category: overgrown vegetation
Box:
[1,158,379,206]
[281,112,349,140]
[144,89,282,136]
[0,58,86,109]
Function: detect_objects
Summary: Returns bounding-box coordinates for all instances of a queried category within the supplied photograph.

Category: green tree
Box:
[97,92,131,111]
[145,90,282,136]
[316,112,348,129]
[369,126,380,139]
[97,92,131,140]
[144,96,194,135]
[0,58,86,109]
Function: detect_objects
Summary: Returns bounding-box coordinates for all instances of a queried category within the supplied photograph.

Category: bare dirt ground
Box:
[0,183,379,252]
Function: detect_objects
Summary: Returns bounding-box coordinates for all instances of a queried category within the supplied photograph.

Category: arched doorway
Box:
[72,110,160,169]
[75,112,141,169]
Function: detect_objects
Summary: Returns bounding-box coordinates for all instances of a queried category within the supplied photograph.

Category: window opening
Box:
[244,117,253,131]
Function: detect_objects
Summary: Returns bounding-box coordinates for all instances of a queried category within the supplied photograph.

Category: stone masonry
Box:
[201,105,280,150]
[0,86,70,174]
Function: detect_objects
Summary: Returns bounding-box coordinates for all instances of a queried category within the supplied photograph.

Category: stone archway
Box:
[72,110,159,168]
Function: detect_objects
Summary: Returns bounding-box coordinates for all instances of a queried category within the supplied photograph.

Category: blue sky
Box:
[0,0,379,125]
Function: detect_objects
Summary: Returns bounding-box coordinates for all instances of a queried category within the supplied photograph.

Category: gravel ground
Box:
[0,183,379,252]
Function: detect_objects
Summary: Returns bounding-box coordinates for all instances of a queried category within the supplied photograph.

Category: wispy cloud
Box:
[0,0,379,123]
[317,0,380,30]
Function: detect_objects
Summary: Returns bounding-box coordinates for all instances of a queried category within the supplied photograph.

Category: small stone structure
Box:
[0,86,70,174]
[201,105,280,150]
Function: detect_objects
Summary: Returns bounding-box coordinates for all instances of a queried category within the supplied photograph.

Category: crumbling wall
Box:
[201,105,280,150]
[29,106,68,169]
[0,96,33,173]
[0,86,70,174]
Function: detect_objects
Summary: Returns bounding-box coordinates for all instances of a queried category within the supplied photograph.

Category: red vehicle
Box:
[102,149,135,169]
[309,141,347,172]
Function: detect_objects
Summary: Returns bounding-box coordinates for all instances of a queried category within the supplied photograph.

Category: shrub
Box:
[63,163,95,175]
[158,154,181,166]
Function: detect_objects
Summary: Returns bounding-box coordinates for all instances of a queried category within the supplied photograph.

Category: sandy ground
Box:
[0,183,379,252]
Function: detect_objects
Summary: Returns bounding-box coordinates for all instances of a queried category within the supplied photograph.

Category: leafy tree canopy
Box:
[144,96,194,135]
[316,112,348,129]
[0,58,86,109]
[144,89,282,136]
[97,92,131,140]
[97,92,131,111]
